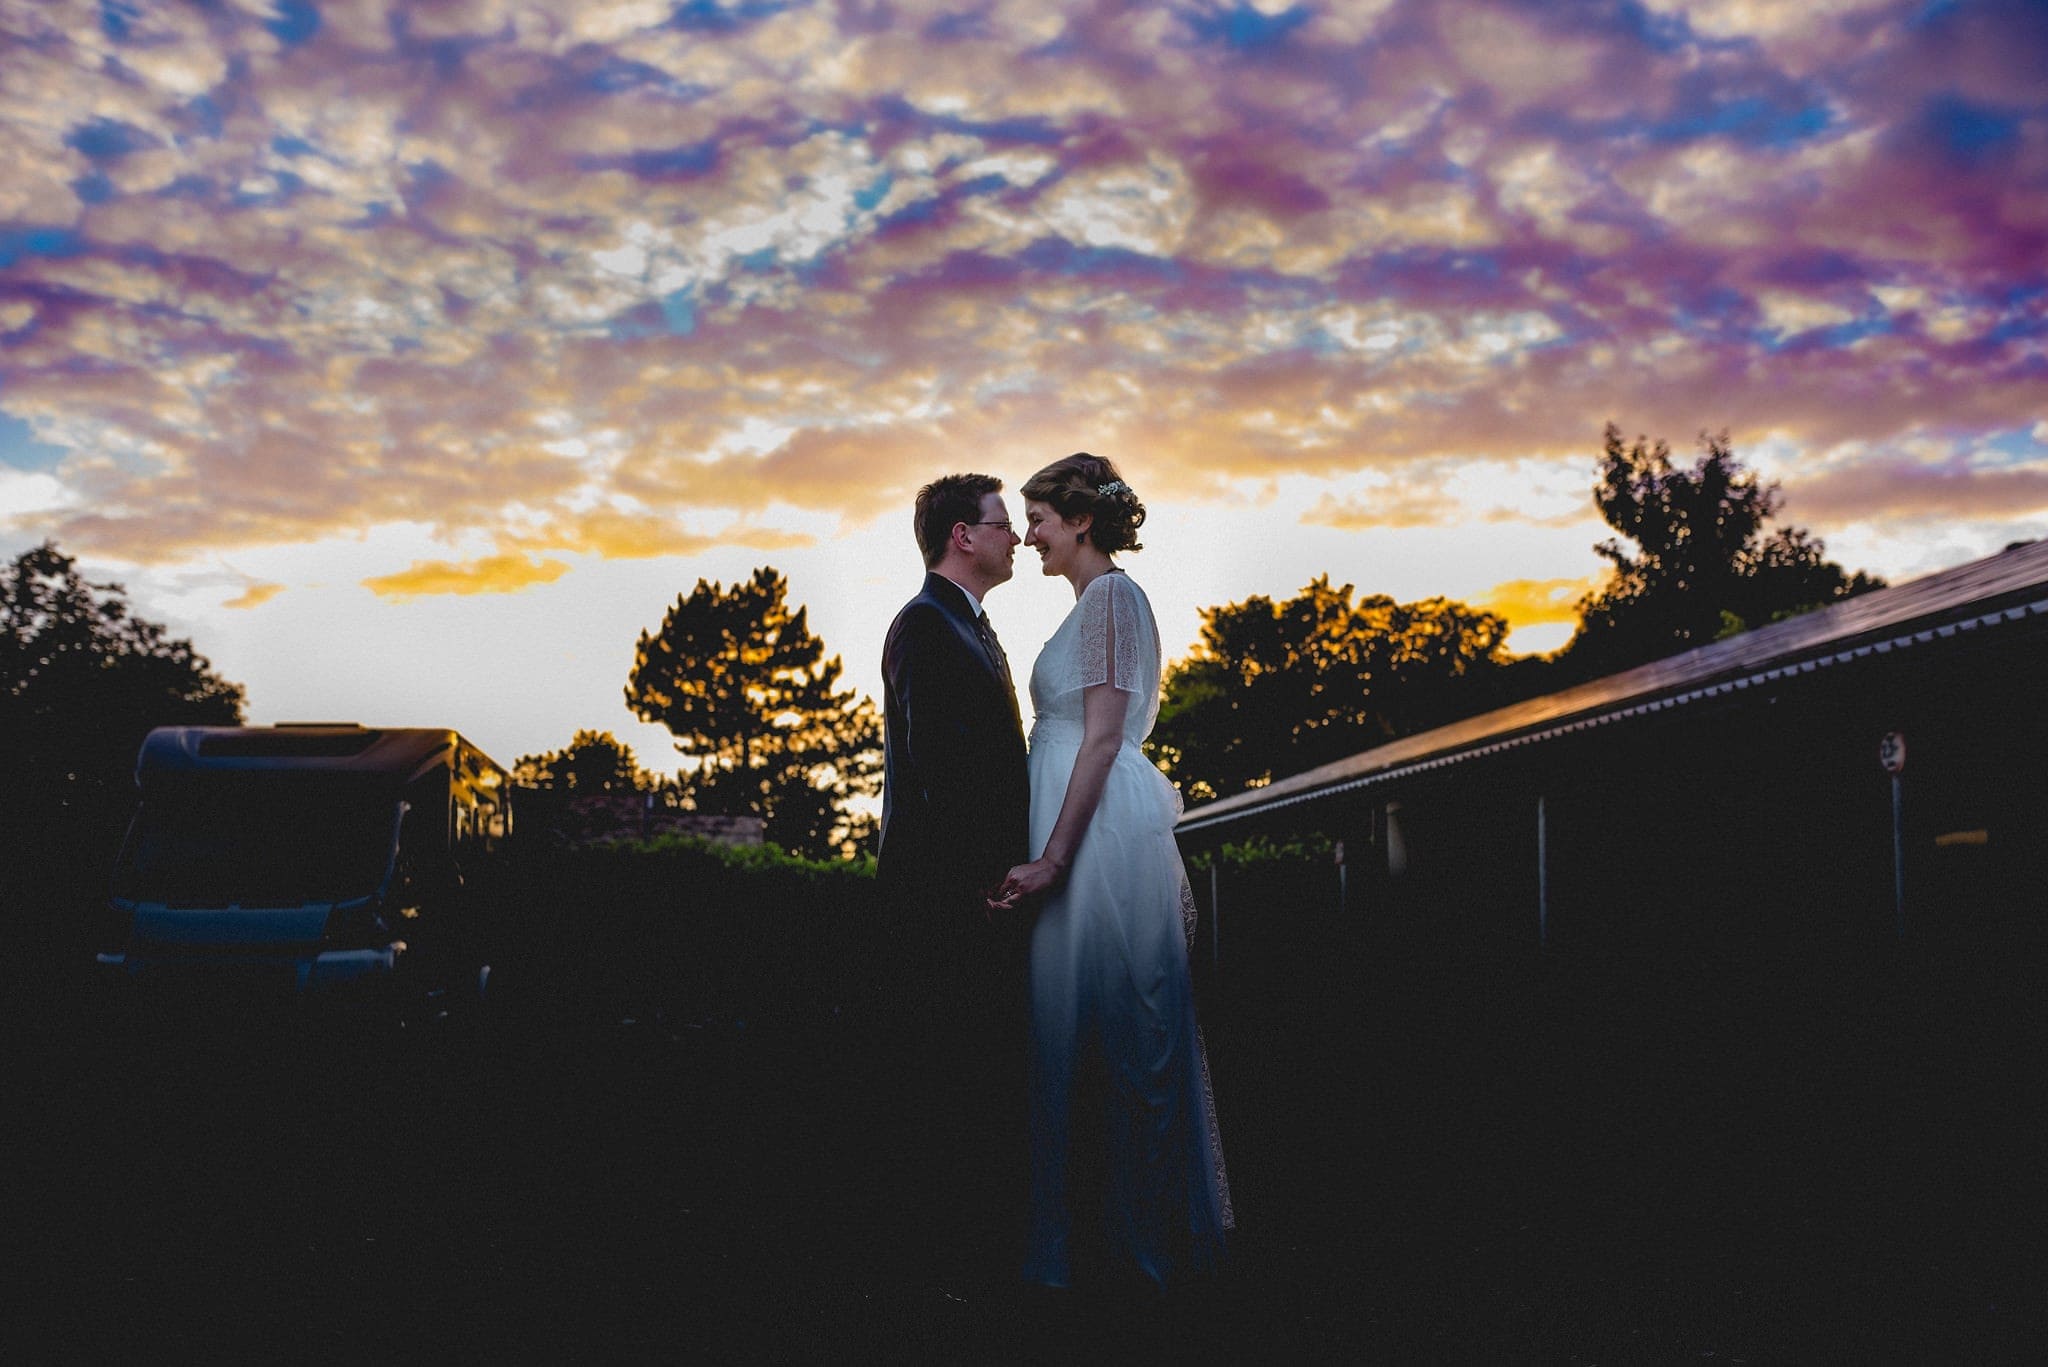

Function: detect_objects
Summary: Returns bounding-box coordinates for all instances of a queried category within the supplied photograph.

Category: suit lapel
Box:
[927,573,1006,687]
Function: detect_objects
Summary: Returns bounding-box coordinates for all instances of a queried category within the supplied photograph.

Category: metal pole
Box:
[1891,773,1905,938]
[1536,793,1549,950]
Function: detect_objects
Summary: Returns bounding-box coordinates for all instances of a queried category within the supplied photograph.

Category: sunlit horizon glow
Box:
[3,0,2044,772]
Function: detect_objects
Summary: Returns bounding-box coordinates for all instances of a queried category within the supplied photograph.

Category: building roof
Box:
[1177,538,2048,835]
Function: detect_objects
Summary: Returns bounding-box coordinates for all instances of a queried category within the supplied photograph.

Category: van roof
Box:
[136,726,505,786]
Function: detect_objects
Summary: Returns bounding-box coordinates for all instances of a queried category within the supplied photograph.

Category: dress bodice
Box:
[1027,570,1163,748]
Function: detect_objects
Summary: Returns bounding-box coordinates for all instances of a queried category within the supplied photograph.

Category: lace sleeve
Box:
[1076,573,1144,693]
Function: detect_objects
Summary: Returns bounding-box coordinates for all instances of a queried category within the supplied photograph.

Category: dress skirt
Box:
[1022,720,1230,1288]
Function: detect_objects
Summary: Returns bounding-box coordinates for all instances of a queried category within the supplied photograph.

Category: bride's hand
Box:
[988,856,1065,911]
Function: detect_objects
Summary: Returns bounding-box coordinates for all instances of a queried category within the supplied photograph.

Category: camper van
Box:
[96,724,511,1012]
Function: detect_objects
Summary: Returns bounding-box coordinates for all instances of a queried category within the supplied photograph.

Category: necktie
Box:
[976,610,1013,687]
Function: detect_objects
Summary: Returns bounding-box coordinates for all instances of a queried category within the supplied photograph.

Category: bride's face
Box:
[1022,498,1090,578]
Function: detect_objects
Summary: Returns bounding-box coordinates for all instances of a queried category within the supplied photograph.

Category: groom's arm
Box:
[891,607,993,821]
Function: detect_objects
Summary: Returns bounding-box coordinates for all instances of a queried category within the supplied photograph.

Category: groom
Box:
[878,472,1030,918]
[876,472,1032,1274]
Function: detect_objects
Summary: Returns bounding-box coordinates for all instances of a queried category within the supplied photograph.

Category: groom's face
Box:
[964,491,1019,588]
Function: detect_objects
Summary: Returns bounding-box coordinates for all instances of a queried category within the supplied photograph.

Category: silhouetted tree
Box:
[514,729,655,793]
[625,567,881,859]
[1151,577,1532,802]
[0,541,246,887]
[1563,425,1884,677]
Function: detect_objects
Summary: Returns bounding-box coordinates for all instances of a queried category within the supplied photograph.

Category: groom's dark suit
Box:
[878,571,1030,908]
[876,570,1032,1279]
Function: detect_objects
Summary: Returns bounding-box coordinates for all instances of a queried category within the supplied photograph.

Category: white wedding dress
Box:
[1022,569,1232,1288]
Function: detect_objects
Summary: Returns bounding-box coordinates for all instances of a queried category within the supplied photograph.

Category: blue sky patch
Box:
[1813,315,1895,349]
[1922,96,2021,165]
[1985,311,2048,346]
[1182,3,1312,52]
[100,0,141,41]
[1908,0,1965,31]
[1670,285,1754,336]
[0,228,86,268]
[660,289,697,336]
[158,174,216,200]
[855,173,894,213]
[672,0,794,34]
[1612,0,1694,55]
[878,197,939,232]
[181,94,225,141]
[924,10,992,41]
[66,117,154,162]
[0,412,68,472]
[1974,427,2048,467]
[603,141,720,179]
[878,96,1063,147]
[606,305,666,342]
[580,56,693,97]
[1019,238,1183,283]
[1647,93,1832,149]
[265,0,320,48]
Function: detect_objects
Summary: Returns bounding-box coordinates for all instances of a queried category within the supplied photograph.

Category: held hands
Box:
[987,856,1066,913]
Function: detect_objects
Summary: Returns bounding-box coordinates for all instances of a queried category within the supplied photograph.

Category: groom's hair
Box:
[915,473,1003,567]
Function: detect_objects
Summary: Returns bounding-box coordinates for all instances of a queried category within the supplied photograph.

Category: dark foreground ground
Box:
[7,933,2045,1362]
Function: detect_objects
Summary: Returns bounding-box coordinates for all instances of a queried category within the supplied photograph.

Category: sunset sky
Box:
[3,0,2044,775]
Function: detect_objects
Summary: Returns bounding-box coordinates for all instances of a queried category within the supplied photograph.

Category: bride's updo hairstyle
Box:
[1020,452,1146,555]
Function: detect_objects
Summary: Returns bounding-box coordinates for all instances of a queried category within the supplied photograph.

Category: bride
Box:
[991,452,1232,1290]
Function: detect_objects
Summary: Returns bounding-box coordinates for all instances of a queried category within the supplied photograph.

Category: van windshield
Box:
[112,775,402,907]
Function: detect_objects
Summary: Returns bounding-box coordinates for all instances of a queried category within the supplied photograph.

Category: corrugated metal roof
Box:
[1177,538,2048,834]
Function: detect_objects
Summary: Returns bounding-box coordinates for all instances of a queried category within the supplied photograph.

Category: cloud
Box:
[0,467,74,522]
[1301,482,1462,531]
[1475,575,1606,628]
[362,553,571,601]
[1789,454,2048,526]
[0,0,2042,576]
[222,581,285,610]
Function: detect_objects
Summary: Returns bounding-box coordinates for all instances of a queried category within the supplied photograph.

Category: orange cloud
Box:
[222,581,285,610]
[362,553,570,601]
[1475,575,1606,627]
[509,509,815,560]
[1301,486,1460,530]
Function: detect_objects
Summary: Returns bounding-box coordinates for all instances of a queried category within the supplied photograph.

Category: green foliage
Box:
[1565,425,1884,676]
[1151,576,1525,802]
[514,729,657,793]
[1182,831,1336,874]
[1,541,245,834]
[614,831,877,882]
[625,567,882,859]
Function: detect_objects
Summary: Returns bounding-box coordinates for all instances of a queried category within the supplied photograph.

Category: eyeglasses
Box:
[967,520,1014,533]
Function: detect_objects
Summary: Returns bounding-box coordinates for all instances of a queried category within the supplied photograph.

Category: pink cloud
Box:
[0,0,2040,574]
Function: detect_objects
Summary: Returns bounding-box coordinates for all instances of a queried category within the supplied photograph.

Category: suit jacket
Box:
[877,572,1031,910]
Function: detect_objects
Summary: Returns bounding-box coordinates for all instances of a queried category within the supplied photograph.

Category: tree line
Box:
[1152,425,1883,800]
[3,425,1883,870]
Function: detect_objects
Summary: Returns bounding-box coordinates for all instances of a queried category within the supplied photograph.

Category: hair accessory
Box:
[1097,479,1130,497]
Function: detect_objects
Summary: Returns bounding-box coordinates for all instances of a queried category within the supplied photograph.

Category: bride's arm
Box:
[990,681,1128,907]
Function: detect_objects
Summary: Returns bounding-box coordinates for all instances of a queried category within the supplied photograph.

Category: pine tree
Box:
[625,567,880,858]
